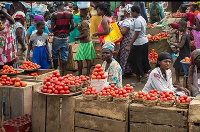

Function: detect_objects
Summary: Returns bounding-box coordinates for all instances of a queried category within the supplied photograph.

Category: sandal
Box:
[131,82,142,87]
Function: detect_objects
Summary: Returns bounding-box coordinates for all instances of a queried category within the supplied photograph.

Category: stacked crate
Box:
[92,37,104,66]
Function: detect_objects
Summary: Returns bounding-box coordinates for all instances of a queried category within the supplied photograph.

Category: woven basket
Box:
[133,97,143,104]
[143,99,158,107]
[160,100,175,107]
[176,102,189,109]
[97,95,113,102]
[128,92,135,100]
[113,96,129,103]
[82,81,90,88]
[69,85,77,92]
[83,94,98,101]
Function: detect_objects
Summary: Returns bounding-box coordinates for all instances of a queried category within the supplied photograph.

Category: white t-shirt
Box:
[130,16,148,45]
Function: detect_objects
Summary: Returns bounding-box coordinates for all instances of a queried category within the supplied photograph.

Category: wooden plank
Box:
[75,113,127,132]
[188,99,200,123]
[0,88,2,120]
[75,127,102,132]
[75,96,128,121]
[189,122,200,132]
[46,95,60,132]
[129,103,188,127]
[61,96,78,132]
[130,123,187,132]
[25,81,43,92]
[3,87,10,121]
[31,92,46,132]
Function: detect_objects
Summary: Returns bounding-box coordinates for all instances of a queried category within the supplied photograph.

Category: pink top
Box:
[98,16,112,44]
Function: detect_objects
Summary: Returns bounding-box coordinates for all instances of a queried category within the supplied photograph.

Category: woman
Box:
[44,11,53,33]
[142,52,190,95]
[126,5,150,86]
[0,8,17,69]
[102,42,123,88]
[69,2,82,43]
[188,49,200,97]
[117,4,133,77]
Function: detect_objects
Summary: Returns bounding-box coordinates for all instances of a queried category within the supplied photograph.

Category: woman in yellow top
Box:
[90,1,103,37]
[69,2,82,43]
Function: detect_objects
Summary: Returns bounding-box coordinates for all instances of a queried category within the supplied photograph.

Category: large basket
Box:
[143,99,158,107]
[180,61,191,76]
[97,95,113,102]
[68,85,77,92]
[133,97,143,104]
[113,96,129,103]
[159,100,175,107]
[83,94,98,101]
[82,80,90,88]
[176,102,189,109]
[128,92,135,100]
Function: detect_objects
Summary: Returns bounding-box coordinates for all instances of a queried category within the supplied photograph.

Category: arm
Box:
[26,34,31,44]
[9,4,14,16]
[51,14,56,32]
[27,41,33,60]
[1,9,15,25]
[127,31,140,49]
[45,40,52,60]
[96,18,110,36]
[16,27,26,51]
[75,21,89,40]
[70,15,75,32]
[170,34,186,48]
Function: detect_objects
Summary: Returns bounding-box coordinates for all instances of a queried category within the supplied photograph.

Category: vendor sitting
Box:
[188,49,200,97]
[101,42,123,88]
[142,52,190,96]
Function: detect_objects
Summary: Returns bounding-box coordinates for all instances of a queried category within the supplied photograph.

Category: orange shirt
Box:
[194,10,200,16]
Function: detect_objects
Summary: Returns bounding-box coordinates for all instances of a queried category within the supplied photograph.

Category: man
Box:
[51,2,75,76]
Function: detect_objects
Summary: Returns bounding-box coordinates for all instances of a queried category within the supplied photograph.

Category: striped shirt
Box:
[51,11,73,38]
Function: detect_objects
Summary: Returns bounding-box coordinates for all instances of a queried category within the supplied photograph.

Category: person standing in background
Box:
[117,2,126,22]
[134,2,148,22]
[44,11,53,33]
[69,2,82,43]
[149,1,165,24]
[51,2,75,76]
[9,1,27,16]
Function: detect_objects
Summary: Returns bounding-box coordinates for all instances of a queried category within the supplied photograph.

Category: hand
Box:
[125,46,131,51]
[177,87,190,96]
[188,26,193,31]
[74,37,79,41]
[93,33,98,37]
[49,54,53,61]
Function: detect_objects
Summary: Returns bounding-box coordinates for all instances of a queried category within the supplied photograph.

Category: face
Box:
[159,59,171,70]
[195,56,200,68]
[178,24,185,32]
[97,7,103,16]
[131,11,137,18]
[121,2,125,7]
[37,24,45,34]
[73,5,78,10]
[102,48,112,61]
[35,20,43,24]
[80,10,86,17]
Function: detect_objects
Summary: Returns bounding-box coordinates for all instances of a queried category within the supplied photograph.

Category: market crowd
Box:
[0,1,200,97]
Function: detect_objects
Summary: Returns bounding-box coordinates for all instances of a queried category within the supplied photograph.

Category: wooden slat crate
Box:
[188,99,200,132]
[129,103,188,132]
[31,92,81,132]
[16,69,59,81]
[75,96,129,132]
[0,81,43,121]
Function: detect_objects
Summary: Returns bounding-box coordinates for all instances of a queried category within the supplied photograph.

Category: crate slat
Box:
[188,99,200,123]
[3,87,10,120]
[75,112,126,132]
[189,122,200,132]
[75,127,102,132]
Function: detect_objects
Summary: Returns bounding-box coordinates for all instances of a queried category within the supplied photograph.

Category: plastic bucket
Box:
[180,61,190,76]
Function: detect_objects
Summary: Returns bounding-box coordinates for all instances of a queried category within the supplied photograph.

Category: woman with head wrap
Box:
[188,49,200,96]
[69,2,82,43]
[116,4,133,78]
[142,52,190,95]
[101,42,123,88]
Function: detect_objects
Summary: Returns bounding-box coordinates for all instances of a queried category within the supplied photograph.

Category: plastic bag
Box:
[77,2,90,9]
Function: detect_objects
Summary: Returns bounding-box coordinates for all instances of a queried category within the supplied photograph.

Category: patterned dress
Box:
[102,58,123,88]
[117,18,133,75]
[0,20,17,66]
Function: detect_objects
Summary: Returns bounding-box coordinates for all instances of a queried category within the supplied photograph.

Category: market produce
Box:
[0,75,27,87]
[79,75,90,87]
[27,72,38,76]
[147,23,155,28]
[134,91,147,103]
[91,64,107,79]
[123,84,134,93]
[83,85,98,101]
[157,32,170,39]
[159,91,175,101]
[181,57,191,63]
[172,11,184,18]
[19,61,40,70]
[147,35,160,42]
[112,88,129,98]
[143,93,158,107]
[0,65,22,74]
[176,95,191,109]
[149,49,158,62]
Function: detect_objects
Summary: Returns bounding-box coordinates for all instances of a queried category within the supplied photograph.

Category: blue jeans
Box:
[52,37,69,61]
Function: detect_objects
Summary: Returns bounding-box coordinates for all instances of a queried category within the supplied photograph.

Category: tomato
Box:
[54,90,59,94]
[99,92,103,96]
[181,100,186,103]
[96,75,101,79]
[15,78,21,82]
[122,90,127,94]
[42,89,47,93]
[119,95,124,98]
[95,64,101,69]
[93,68,99,72]
[93,72,98,76]
[98,71,105,76]
[183,95,188,100]
[59,90,65,94]
[151,97,155,100]
[63,86,69,91]
[14,82,20,87]
[91,75,97,79]
[57,86,63,91]
[146,95,151,100]
[186,98,191,103]
[123,94,128,97]
[85,91,91,95]
[47,89,53,94]
[46,82,51,86]
[98,67,104,72]
[138,91,142,95]
[65,90,70,94]
[101,75,107,79]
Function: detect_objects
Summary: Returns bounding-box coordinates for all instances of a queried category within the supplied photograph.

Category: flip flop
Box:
[131,82,142,87]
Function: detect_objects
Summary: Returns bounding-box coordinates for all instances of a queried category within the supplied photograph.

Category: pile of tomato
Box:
[19,61,40,70]
[0,75,27,87]
[143,93,158,101]
[147,23,155,28]
[0,65,21,74]
[176,95,191,103]
[122,84,134,93]
[135,91,147,99]
[91,64,107,79]
[147,35,160,42]
[172,11,184,18]
[99,84,118,96]
[149,49,158,62]
[157,32,170,39]
[159,91,175,101]
[27,72,38,77]
[112,88,129,98]
[181,57,191,63]
[83,85,98,95]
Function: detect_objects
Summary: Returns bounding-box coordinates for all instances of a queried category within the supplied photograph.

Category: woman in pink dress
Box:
[0,8,17,69]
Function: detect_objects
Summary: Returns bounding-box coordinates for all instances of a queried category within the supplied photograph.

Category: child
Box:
[74,8,96,76]
[28,21,52,69]
[170,20,191,86]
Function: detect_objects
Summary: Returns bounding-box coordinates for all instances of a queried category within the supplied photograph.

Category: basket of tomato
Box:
[134,91,147,104]
[122,84,134,100]
[82,85,98,101]
[0,65,23,75]
[19,61,40,72]
[112,88,129,103]
[159,91,175,107]
[175,95,191,109]
[143,93,158,107]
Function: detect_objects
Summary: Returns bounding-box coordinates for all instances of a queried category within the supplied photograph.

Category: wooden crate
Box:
[31,93,81,132]
[75,96,129,132]
[0,81,43,121]
[69,42,79,53]
[16,69,59,81]
[129,103,188,132]
[146,27,162,36]
[189,122,200,132]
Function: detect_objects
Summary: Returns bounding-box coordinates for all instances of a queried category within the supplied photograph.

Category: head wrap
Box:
[13,11,25,19]
[191,49,200,65]
[73,2,77,6]
[34,15,44,22]
[156,52,172,67]
[102,42,115,51]
[125,4,133,14]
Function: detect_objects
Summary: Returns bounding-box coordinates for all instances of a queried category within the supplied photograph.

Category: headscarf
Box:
[102,42,115,51]
[125,4,133,15]
[73,2,77,6]
[13,11,25,19]
[156,52,172,67]
[34,15,44,22]
[191,49,200,65]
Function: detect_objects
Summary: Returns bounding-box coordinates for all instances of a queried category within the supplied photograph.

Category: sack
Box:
[77,2,90,9]
[150,3,160,22]
[102,21,123,44]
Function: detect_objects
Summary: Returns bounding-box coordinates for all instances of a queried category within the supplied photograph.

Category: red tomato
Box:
[65,90,70,94]
[97,75,101,79]
[98,71,105,76]
[186,98,191,103]
[46,82,51,86]
[47,89,53,94]
[139,95,143,98]
[93,68,99,72]
[151,97,155,100]
[95,64,101,69]
[59,90,65,94]
[122,90,127,94]
[181,100,186,103]
[48,86,53,90]
[101,75,107,79]
[58,86,63,91]
[54,90,59,94]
